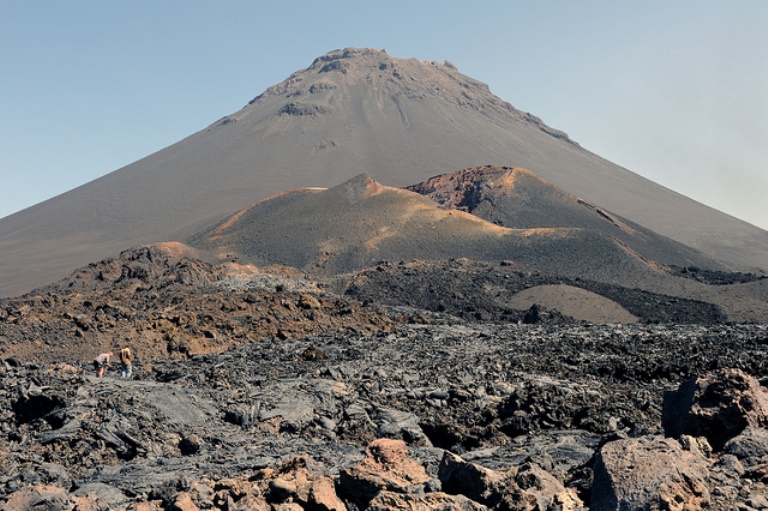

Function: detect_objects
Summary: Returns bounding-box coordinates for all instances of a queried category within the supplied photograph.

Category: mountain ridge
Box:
[405,165,724,271]
[188,172,708,285]
[185,170,767,322]
[0,47,766,297]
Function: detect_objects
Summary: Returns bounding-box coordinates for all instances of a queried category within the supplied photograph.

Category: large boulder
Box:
[724,426,768,462]
[167,492,200,511]
[338,438,431,506]
[591,436,710,511]
[662,368,768,450]
[513,463,584,511]
[2,485,71,511]
[438,451,526,508]
[209,478,269,511]
[438,451,583,511]
[259,455,347,511]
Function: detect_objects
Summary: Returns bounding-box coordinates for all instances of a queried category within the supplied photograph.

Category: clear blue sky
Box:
[2,1,767,229]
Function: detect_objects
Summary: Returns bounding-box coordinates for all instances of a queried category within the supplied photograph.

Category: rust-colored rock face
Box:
[367,491,489,511]
[405,166,535,214]
[168,492,200,511]
[338,439,431,506]
[663,368,768,450]
[438,451,583,511]
[259,456,347,511]
[2,485,70,511]
[0,244,397,365]
[592,436,710,511]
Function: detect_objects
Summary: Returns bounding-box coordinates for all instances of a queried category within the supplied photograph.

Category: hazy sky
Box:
[2,1,767,229]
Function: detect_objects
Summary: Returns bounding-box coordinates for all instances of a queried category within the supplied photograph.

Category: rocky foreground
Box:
[2,321,768,510]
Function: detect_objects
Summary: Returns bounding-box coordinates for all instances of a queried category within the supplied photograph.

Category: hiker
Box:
[93,352,113,378]
[119,346,133,380]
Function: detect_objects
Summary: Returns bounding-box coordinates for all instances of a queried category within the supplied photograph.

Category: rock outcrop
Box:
[438,451,583,510]
[663,368,768,449]
[591,436,710,510]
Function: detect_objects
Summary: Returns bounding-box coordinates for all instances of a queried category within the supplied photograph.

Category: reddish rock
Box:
[513,464,583,511]
[438,452,582,511]
[263,455,346,511]
[211,477,252,509]
[591,436,710,511]
[70,495,110,511]
[338,438,431,505]
[168,492,199,511]
[367,491,489,510]
[299,294,321,309]
[229,494,270,511]
[273,504,305,511]
[308,475,347,511]
[663,368,768,450]
[127,503,163,511]
[744,463,768,483]
[439,451,525,508]
[3,486,70,511]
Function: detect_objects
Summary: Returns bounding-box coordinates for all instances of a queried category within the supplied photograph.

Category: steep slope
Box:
[189,174,677,288]
[406,165,728,271]
[1,47,766,297]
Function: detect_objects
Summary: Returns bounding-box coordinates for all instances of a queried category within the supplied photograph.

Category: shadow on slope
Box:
[406,165,731,273]
[338,259,726,324]
[3,48,767,298]
[188,173,675,290]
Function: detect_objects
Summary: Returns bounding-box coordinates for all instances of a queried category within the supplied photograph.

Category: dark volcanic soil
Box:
[2,321,768,509]
[2,246,768,510]
[339,259,727,324]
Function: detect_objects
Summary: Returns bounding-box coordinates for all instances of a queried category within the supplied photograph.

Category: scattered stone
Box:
[438,451,582,511]
[168,492,199,511]
[1,320,767,509]
[259,455,346,511]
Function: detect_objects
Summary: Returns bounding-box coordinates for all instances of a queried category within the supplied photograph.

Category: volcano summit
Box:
[1,47,767,298]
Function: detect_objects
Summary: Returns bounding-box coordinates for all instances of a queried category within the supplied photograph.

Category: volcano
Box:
[1,47,767,297]
[189,172,669,285]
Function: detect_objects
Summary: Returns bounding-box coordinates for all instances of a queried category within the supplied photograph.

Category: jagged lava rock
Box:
[338,439,431,506]
[662,368,768,450]
[367,491,489,511]
[438,451,583,511]
[591,436,710,511]
[724,427,768,462]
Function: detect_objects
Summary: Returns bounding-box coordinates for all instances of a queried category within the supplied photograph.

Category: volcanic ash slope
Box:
[190,173,679,288]
[2,47,767,297]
